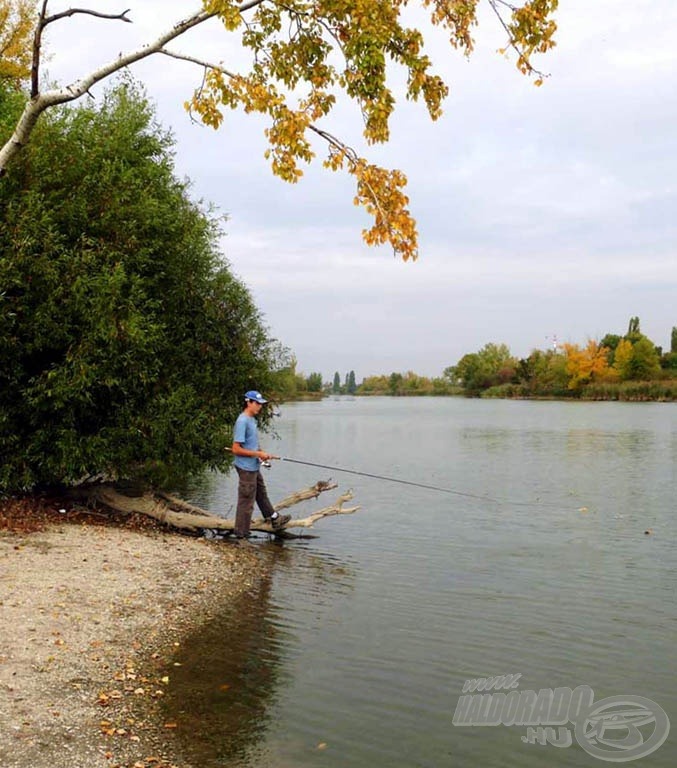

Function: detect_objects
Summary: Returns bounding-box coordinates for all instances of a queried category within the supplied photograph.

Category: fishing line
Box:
[278,456,573,508]
[242,451,570,510]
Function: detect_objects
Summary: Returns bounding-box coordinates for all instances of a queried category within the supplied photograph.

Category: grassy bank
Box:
[480,380,677,402]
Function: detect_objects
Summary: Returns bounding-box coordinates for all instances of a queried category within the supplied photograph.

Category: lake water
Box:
[164,397,677,767]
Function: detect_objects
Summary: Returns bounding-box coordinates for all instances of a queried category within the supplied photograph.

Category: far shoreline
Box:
[290,390,677,402]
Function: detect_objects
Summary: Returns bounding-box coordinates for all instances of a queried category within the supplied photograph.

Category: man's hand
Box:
[257,451,279,461]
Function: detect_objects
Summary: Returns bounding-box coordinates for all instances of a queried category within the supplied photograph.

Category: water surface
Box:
[165,398,677,766]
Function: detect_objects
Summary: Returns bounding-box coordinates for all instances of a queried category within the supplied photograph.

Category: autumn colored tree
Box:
[612,338,634,381]
[563,340,615,391]
[0,0,558,260]
[0,0,34,85]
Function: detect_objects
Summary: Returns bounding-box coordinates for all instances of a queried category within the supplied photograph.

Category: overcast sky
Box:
[43,0,677,381]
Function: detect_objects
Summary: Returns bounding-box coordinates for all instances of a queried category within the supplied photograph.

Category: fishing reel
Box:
[260,460,272,469]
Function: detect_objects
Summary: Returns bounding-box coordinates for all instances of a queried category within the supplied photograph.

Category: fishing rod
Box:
[227,448,568,509]
[274,456,570,509]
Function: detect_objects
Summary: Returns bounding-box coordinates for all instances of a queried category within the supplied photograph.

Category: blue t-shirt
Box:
[233,412,260,471]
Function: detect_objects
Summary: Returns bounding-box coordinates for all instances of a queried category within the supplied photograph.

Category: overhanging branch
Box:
[2,7,218,174]
[159,48,238,80]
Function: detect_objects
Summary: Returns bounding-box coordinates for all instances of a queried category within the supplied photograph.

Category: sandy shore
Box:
[0,513,262,768]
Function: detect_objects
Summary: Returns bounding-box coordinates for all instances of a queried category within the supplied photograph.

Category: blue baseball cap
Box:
[244,390,267,404]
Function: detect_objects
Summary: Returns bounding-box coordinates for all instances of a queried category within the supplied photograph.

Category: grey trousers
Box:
[234,467,276,536]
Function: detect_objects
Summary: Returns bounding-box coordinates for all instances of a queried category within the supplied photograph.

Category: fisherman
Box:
[231,390,291,540]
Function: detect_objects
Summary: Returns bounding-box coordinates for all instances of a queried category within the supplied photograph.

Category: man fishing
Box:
[231,390,290,540]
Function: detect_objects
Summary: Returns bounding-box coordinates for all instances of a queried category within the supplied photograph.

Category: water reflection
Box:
[161,544,356,767]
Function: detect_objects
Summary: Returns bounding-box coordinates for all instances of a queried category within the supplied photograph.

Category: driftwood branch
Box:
[80,480,358,537]
[281,490,358,528]
[273,480,338,510]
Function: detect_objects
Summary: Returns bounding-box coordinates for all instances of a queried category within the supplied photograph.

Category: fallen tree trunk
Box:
[76,480,359,537]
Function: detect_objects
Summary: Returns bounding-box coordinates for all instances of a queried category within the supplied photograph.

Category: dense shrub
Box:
[0,81,281,491]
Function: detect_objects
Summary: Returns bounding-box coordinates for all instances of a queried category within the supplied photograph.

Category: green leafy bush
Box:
[1,80,280,491]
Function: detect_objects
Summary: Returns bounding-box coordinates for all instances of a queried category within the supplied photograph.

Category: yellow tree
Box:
[612,338,634,381]
[613,336,661,381]
[0,0,559,260]
[0,0,35,85]
[564,340,616,391]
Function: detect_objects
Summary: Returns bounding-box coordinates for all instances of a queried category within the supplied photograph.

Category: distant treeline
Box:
[284,318,677,402]
[275,367,460,399]
[356,371,460,396]
[446,317,677,401]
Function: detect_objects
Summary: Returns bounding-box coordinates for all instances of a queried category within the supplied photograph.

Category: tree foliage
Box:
[515,348,568,396]
[0,0,35,86]
[358,370,457,395]
[306,372,323,392]
[611,321,662,381]
[449,317,674,399]
[448,342,516,395]
[612,338,634,381]
[0,80,282,492]
[563,340,614,391]
[628,337,661,380]
[0,0,559,260]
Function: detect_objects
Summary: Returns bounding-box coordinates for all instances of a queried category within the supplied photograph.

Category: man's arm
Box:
[231,441,273,461]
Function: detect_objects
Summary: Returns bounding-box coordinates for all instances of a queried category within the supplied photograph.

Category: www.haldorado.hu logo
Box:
[452,674,670,762]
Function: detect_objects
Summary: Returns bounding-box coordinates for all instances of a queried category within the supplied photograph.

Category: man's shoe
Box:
[271,513,291,530]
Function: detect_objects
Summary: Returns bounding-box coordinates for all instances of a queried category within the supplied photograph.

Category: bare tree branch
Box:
[42,7,133,28]
[1,8,217,175]
[159,48,238,80]
[31,4,133,98]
